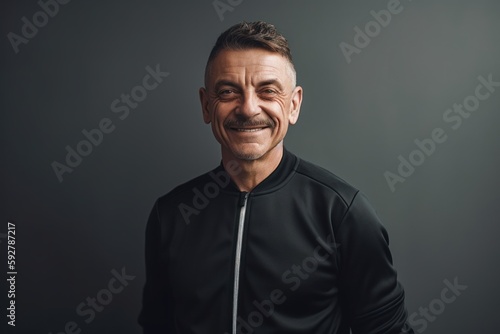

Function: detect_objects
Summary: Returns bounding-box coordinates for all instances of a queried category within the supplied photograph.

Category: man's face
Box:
[200,48,302,161]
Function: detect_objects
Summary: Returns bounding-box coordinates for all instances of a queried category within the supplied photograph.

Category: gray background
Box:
[1,0,499,333]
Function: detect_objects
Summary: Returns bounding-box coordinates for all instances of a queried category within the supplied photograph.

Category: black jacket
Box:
[139,149,413,333]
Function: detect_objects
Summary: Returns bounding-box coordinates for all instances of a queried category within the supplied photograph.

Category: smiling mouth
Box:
[225,118,275,133]
[230,127,269,132]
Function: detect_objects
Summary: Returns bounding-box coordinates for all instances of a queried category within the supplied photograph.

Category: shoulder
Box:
[294,156,359,207]
[156,167,218,207]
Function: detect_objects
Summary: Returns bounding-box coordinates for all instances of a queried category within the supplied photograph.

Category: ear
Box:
[288,86,303,125]
[199,87,211,124]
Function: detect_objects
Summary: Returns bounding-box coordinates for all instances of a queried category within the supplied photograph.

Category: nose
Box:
[236,90,260,118]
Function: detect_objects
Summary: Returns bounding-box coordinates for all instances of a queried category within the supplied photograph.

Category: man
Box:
[139,21,414,333]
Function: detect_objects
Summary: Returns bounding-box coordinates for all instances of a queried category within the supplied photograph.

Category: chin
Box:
[230,149,264,161]
[229,142,283,161]
[230,139,286,161]
[228,145,268,161]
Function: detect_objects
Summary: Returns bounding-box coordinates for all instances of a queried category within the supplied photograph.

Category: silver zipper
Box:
[232,192,249,334]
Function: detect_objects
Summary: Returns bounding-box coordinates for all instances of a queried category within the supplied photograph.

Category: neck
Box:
[222,144,284,192]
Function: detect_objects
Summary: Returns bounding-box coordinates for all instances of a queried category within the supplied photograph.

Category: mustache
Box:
[224,116,275,129]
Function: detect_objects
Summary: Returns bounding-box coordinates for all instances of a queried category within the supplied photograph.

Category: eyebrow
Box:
[214,78,284,92]
[257,79,284,91]
[214,80,241,92]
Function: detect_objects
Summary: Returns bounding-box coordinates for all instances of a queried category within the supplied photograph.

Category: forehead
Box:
[207,48,292,84]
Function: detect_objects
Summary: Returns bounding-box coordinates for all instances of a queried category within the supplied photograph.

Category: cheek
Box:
[211,103,233,130]
[210,102,224,121]
[271,100,291,127]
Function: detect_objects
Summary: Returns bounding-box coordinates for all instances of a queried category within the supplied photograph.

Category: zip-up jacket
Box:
[138,149,414,333]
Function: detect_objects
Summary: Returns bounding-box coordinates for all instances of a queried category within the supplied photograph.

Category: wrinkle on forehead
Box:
[206,49,296,89]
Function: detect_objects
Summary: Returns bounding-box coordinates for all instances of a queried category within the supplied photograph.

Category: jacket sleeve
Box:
[337,191,414,334]
[138,200,172,333]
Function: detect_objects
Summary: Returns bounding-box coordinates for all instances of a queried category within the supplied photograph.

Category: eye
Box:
[218,89,236,96]
[259,88,278,99]
[261,88,277,95]
[217,89,240,101]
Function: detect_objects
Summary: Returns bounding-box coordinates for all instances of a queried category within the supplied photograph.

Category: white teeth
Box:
[235,128,263,132]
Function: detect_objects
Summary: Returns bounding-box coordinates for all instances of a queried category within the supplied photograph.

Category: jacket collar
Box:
[218,147,298,194]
